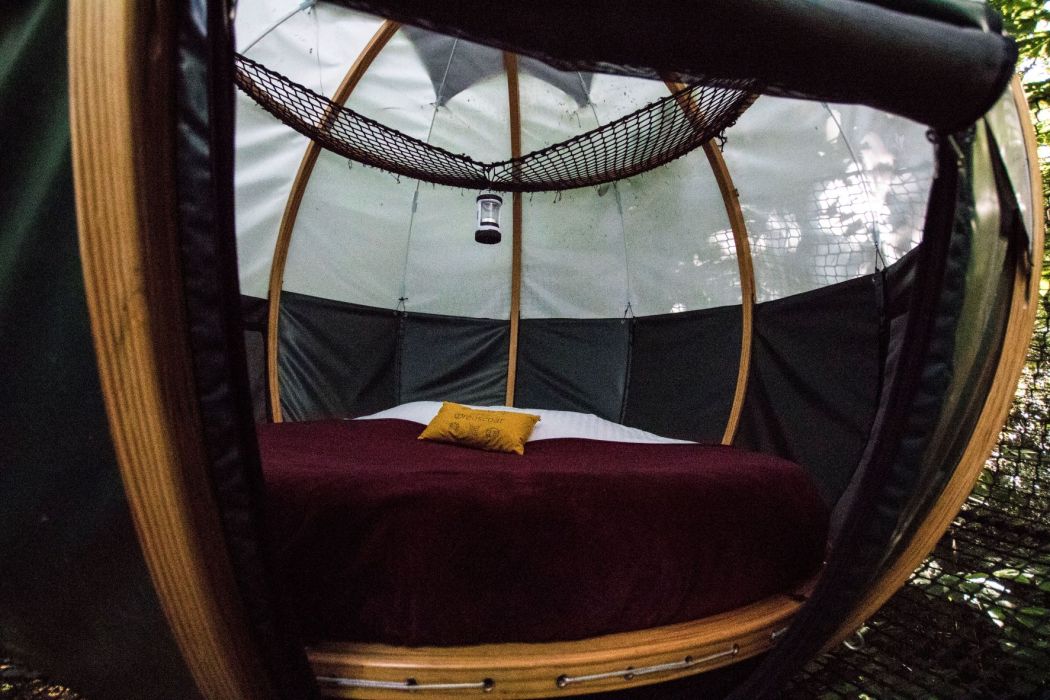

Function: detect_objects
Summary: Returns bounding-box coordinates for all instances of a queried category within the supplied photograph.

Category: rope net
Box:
[233,53,759,193]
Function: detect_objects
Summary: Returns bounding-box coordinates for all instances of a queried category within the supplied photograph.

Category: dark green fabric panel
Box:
[400,313,509,407]
[0,2,197,697]
[856,0,1000,31]
[514,318,629,421]
[279,291,399,420]
[726,129,974,700]
[735,274,883,505]
[623,306,741,443]
[327,0,1015,131]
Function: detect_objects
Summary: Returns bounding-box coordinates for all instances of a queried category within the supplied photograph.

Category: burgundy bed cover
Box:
[258,418,828,646]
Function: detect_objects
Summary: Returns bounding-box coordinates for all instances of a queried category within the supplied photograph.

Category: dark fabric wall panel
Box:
[241,295,269,422]
[623,306,741,443]
[514,318,629,420]
[736,274,882,505]
[279,291,398,420]
[829,249,918,533]
[726,129,973,700]
[242,294,269,327]
[400,313,509,406]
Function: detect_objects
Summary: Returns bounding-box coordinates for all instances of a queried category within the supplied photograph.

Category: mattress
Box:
[258,413,828,647]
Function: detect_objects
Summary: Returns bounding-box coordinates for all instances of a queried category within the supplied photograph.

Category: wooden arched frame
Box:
[69,0,1042,694]
[504,52,524,406]
[69,2,277,697]
[706,140,757,444]
[266,20,400,422]
[664,80,757,444]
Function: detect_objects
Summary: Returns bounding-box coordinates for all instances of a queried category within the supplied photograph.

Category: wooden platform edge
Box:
[306,582,816,698]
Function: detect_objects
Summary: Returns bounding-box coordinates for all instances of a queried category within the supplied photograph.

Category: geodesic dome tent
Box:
[216,1,1046,694]
[48,0,1043,698]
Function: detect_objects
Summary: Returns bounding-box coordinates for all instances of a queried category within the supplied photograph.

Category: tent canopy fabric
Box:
[234,2,962,322]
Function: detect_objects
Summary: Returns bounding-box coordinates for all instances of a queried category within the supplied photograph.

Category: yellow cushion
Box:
[418,402,541,455]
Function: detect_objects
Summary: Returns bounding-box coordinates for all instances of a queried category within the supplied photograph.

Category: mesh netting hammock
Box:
[233,53,760,193]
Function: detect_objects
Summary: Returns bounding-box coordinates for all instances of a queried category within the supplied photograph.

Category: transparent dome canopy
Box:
[232,1,1026,322]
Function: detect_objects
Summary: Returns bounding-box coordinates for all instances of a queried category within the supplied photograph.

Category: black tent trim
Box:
[322,0,1016,131]
[735,114,1036,696]
[172,2,320,698]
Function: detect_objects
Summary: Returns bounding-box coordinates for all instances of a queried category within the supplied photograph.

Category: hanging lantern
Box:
[475,193,503,244]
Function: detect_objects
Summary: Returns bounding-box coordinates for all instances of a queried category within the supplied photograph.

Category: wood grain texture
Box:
[266,20,400,422]
[308,580,816,698]
[828,76,1045,647]
[703,142,756,445]
[504,52,523,407]
[665,82,757,446]
[68,3,275,698]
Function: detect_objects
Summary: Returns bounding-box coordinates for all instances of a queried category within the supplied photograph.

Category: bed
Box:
[258,403,829,647]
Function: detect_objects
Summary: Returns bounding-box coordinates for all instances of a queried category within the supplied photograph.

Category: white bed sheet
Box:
[355,401,693,444]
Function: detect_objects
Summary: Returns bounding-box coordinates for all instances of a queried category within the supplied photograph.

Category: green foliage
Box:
[990,0,1050,270]
[996,1,1050,55]
[993,0,1050,114]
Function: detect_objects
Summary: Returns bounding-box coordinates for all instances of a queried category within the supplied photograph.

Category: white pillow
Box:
[355,401,693,444]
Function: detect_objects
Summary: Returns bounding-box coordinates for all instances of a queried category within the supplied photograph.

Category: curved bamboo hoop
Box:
[308,578,815,699]
[828,76,1044,647]
[266,20,400,422]
[69,3,276,698]
[504,52,523,406]
[665,81,756,445]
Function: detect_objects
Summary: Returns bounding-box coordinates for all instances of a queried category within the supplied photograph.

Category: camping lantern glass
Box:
[475,193,503,244]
